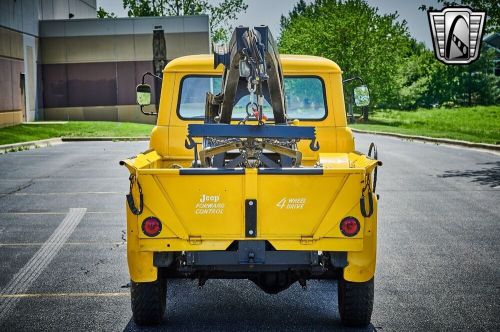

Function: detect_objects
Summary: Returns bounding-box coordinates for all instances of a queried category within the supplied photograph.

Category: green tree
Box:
[122,0,248,42]
[416,0,500,107]
[443,47,499,106]
[279,0,412,108]
[397,43,499,108]
[420,0,499,33]
[395,41,436,109]
[97,6,116,18]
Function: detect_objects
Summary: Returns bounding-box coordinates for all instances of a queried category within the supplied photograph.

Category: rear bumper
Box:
[134,237,363,251]
[128,229,377,284]
[154,241,334,273]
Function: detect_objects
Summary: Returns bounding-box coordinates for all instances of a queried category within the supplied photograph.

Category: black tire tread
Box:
[131,278,166,326]
[338,277,374,327]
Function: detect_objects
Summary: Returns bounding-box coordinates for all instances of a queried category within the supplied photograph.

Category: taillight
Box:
[340,217,360,237]
[141,217,162,237]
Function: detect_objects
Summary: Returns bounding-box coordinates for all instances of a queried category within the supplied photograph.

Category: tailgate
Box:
[123,152,378,242]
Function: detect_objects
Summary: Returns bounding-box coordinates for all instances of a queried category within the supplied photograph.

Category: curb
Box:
[3,132,497,153]
[0,138,63,154]
[61,137,149,142]
[351,128,500,151]
[0,137,150,154]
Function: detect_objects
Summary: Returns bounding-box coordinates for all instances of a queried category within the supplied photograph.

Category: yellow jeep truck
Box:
[121,26,380,328]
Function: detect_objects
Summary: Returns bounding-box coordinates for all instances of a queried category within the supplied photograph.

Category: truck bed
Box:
[121,150,379,252]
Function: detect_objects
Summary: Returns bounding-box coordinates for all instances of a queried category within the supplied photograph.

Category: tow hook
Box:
[299,278,307,290]
[248,251,255,264]
[198,277,207,289]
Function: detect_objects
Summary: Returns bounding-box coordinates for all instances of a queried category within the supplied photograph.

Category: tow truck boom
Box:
[213,26,287,124]
[185,26,319,168]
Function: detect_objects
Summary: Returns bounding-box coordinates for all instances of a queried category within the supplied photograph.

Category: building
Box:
[40,15,209,124]
[0,0,210,128]
[484,33,500,76]
[0,0,98,127]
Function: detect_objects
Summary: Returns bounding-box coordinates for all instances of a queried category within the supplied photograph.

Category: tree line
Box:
[98,0,499,110]
[279,0,499,110]
[98,0,247,43]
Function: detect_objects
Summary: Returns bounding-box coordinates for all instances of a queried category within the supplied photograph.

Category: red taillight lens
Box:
[340,217,360,237]
[141,217,162,237]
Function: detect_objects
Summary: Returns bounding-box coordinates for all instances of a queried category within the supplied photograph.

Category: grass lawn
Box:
[0,121,154,145]
[351,106,500,145]
[1,106,498,146]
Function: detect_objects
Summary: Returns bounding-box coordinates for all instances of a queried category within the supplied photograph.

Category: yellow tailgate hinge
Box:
[189,236,202,245]
[300,236,314,245]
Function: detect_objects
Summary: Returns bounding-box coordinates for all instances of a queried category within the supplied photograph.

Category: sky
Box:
[97,0,442,48]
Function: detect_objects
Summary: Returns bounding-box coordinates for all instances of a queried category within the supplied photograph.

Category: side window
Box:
[178,76,221,119]
[285,77,326,120]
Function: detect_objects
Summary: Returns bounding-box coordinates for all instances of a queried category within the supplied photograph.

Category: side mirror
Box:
[136,84,151,106]
[354,85,370,107]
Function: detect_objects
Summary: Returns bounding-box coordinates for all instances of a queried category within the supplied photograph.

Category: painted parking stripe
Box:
[0,211,119,215]
[4,192,125,196]
[0,292,129,299]
[0,242,123,247]
[0,208,87,322]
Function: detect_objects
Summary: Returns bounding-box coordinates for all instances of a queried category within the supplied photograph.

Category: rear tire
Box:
[131,277,166,326]
[338,277,374,327]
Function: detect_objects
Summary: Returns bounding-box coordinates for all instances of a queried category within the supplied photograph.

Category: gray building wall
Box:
[0,0,97,127]
[0,1,210,127]
[39,16,210,124]
[40,0,97,20]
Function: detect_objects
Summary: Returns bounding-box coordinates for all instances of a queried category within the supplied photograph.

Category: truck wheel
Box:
[131,278,166,326]
[338,277,374,327]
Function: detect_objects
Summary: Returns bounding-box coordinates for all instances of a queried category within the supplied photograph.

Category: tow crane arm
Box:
[212,26,286,124]
[185,26,319,168]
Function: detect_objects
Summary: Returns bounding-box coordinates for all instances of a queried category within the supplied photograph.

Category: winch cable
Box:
[368,142,378,193]
[361,142,379,217]
[360,173,374,218]
[127,174,143,215]
[242,39,266,124]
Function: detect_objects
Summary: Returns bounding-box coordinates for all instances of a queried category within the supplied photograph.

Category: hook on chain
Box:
[309,139,320,151]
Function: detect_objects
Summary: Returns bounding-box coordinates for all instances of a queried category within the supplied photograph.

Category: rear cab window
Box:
[177,76,327,121]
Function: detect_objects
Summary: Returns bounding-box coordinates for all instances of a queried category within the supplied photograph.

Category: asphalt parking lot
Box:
[0,134,498,331]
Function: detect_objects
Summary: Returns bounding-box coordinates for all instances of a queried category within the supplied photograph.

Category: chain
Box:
[247,80,256,104]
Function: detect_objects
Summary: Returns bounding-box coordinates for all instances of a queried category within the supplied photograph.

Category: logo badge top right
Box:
[428,7,486,65]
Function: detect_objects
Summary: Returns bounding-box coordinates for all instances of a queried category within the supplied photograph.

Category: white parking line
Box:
[0,208,87,322]
[0,211,119,215]
[0,292,129,299]
[4,192,125,196]
[0,242,123,247]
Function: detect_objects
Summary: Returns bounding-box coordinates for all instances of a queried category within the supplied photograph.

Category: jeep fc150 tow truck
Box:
[121,26,381,327]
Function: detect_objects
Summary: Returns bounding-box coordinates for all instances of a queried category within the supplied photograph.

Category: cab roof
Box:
[164,54,342,74]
